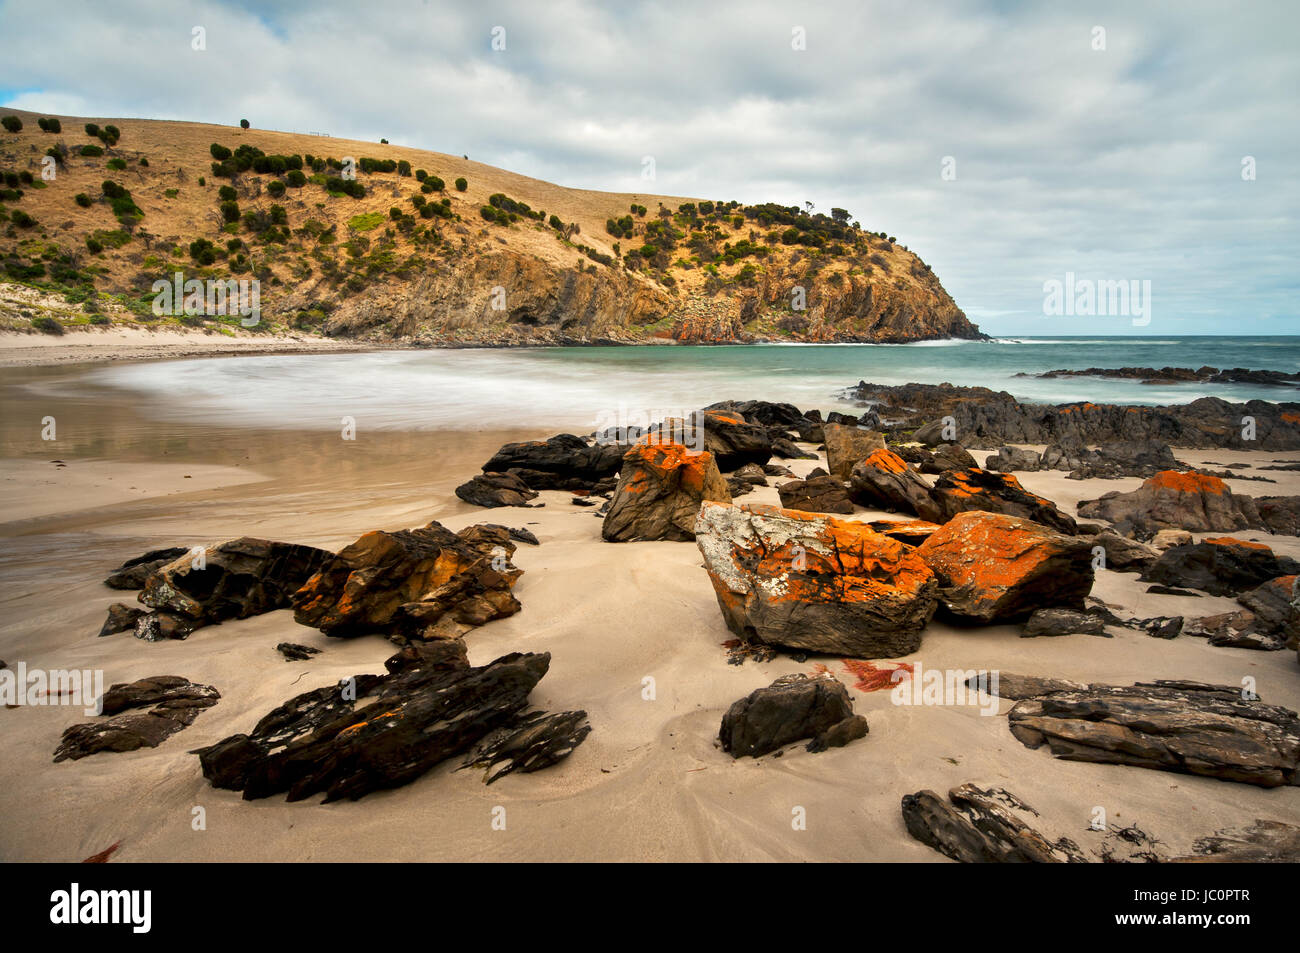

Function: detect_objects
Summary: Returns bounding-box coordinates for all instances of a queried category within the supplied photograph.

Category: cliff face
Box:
[0,109,982,345]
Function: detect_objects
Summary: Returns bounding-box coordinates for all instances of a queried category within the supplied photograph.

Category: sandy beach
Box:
[1,360,1297,862]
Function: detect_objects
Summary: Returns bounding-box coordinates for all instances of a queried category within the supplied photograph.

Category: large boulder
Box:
[919,443,979,474]
[901,784,1085,863]
[917,511,1095,622]
[652,410,773,471]
[1139,537,1300,597]
[1009,680,1300,788]
[601,441,730,542]
[694,502,938,657]
[1085,528,1158,572]
[137,538,333,639]
[454,472,539,508]
[984,446,1042,472]
[822,423,886,480]
[848,448,944,521]
[291,522,522,640]
[1078,470,1264,537]
[929,468,1078,535]
[194,641,587,802]
[776,474,854,514]
[482,433,625,491]
[719,673,867,758]
[1257,496,1300,536]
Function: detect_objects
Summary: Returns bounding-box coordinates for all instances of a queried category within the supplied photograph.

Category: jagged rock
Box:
[98,602,144,637]
[848,448,943,521]
[1066,440,1184,480]
[1008,680,1300,787]
[454,471,539,508]
[719,673,865,758]
[482,433,625,490]
[103,546,189,590]
[917,511,1094,622]
[459,710,592,783]
[776,474,854,514]
[806,713,870,753]
[845,382,1300,451]
[1184,611,1279,650]
[137,538,333,639]
[53,676,219,762]
[193,641,580,801]
[695,502,938,657]
[1238,575,1300,648]
[764,463,796,478]
[291,522,521,639]
[930,468,1078,534]
[1022,608,1110,638]
[704,400,822,442]
[822,423,886,480]
[984,446,1042,472]
[601,441,730,542]
[1257,496,1300,536]
[276,642,321,661]
[1087,529,1158,572]
[479,523,540,546]
[731,463,769,487]
[1140,537,1300,597]
[901,784,1086,863]
[1079,471,1264,537]
[1135,616,1184,639]
[963,672,1092,700]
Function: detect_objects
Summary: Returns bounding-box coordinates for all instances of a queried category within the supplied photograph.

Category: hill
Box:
[0,109,983,345]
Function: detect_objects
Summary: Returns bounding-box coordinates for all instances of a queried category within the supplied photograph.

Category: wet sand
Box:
[0,362,1298,862]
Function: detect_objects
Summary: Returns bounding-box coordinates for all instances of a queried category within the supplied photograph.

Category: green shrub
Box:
[106,158,126,170]
[38,117,62,133]
[189,238,217,265]
[85,237,103,253]
[240,119,250,129]
[285,169,306,187]
[80,144,104,157]
[210,143,232,161]
[73,192,93,207]
[84,123,100,138]
[267,180,286,197]
[11,209,37,228]
[218,185,237,201]
[398,160,411,177]
[454,177,467,191]
[31,316,62,334]
[1,116,22,133]
[164,188,178,198]
[220,200,241,222]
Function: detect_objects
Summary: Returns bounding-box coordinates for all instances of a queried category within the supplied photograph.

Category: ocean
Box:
[66,335,1300,433]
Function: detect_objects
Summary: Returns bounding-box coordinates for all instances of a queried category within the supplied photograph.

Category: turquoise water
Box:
[66,336,1300,432]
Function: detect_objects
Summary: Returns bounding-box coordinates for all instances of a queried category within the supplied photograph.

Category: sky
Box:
[1,0,1297,336]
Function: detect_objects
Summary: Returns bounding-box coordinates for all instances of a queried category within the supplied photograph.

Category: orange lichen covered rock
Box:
[1140,537,1299,597]
[1078,469,1264,537]
[867,519,944,546]
[291,522,522,639]
[602,441,730,542]
[849,448,944,521]
[694,501,938,657]
[823,423,887,480]
[930,468,1078,534]
[917,511,1094,622]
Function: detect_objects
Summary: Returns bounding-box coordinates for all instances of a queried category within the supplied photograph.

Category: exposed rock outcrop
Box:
[929,469,1078,534]
[822,423,886,480]
[54,676,219,762]
[601,441,730,542]
[1078,471,1264,537]
[1139,537,1299,597]
[719,673,867,758]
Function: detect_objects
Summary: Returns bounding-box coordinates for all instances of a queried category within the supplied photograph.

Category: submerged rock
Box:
[694,502,938,657]
[720,673,866,758]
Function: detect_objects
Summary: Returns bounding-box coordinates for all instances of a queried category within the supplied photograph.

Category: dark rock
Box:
[1171,819,1300,862]
[276,642,321,661]
[1140,537,1300,597]
[921,443,979,474]
[1008,680,1300,787]
[930,468,1078,534]
[139,538,333,637]
[291,522,522,640]
[1257,496,1300,536]
[823,423,886,480]
[901,784,1086,863]
[984,446,1042,472]
[483,433,625,490]
[776,474,855,514]
[454,471,539,508]
[806,714,870,753]
[1079,471,1264,536]
[1087,529,1158,572]
[771,437,817,460]
[194,643,581,801]
[1145,584,1202,597]
[98,602,144,637]
[720,673,862,758]
[459,709,591,783]
[1022,608,1110,638]
[848,448,943,521]
[54,676,219,762]
[651,410,773,471]
[103,546,189,590]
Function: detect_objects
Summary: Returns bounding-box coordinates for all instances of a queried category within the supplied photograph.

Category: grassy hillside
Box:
[0,108,982,344]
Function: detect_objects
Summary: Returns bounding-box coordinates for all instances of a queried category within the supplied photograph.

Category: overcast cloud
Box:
[1,0,1296,335]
